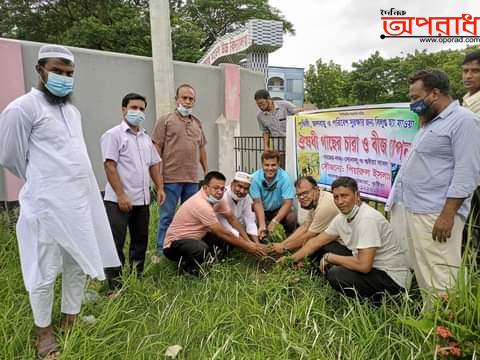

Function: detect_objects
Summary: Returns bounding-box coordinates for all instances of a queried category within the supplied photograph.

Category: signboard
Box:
[294,105,419,202]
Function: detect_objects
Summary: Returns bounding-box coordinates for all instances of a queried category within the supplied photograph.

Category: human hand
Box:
[118,193,132,212]
[156,189,166,206]
[258,226,268,241]
[267,219,278,233]
[432,213,454,242]
[271,243,286,255]
[319,253,330,274]
[247,242,268,257]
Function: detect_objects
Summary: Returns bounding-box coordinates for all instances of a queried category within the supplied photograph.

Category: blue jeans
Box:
[156,182,199,254]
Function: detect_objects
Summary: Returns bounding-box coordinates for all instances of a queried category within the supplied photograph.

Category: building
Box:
[267,66,304,107]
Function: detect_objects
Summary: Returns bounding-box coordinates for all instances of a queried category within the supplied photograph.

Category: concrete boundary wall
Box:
[0,38,264,202]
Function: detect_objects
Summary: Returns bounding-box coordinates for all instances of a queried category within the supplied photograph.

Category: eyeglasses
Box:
[296,188,315,199]
[262,180,277,192]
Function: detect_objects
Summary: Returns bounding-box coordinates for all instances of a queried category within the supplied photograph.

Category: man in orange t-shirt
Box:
[163,171,268,274]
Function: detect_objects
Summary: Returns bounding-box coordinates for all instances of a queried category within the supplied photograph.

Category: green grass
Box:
[0,208,478,359]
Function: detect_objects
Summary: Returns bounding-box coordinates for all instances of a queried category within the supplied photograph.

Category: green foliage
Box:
[306,46,480,108]
[265,222,286,243]
[0,0,294,62]
[1,208,479,359]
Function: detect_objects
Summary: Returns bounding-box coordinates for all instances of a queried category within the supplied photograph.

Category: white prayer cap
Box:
[38,44,74,63]
[234,171,253,184]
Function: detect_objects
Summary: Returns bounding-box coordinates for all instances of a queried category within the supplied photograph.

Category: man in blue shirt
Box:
[250,150,296,240]
[387,69,480,305]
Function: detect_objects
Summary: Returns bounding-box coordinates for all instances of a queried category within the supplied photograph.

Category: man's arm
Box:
[223,211,250,243]
[252,198,267,240]
[199,145,208,175]
[273,223,317,254]
[149,162,165,205]
[263,132,270,151]
[0,106,33,180]
[208,223,267,257]
[432,198,464,242]
[290,231,338,263]
[321,248,376,274]
[104,160,132,212]
[268,199,293,232]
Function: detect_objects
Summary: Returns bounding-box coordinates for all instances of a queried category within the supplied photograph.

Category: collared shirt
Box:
[164,190,231,249]
[257,100,297,136]
[325,203,411,289]
[152,111,207,183]
[387,101,480,220]
[219,185,258,236]
[463,90,480,115]
[249,168,295,211]
[101,121,161,206]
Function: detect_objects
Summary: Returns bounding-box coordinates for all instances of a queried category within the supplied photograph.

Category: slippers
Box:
[35,331,59,359]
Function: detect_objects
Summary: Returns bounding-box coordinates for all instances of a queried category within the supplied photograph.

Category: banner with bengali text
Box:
[295,105,419,202]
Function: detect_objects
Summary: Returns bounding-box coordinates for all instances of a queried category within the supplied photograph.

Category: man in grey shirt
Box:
[254,89,302,150]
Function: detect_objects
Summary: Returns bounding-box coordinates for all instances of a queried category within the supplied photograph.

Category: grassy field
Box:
[0,209,479,360]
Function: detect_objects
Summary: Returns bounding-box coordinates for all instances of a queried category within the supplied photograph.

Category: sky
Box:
[268,0,480,70]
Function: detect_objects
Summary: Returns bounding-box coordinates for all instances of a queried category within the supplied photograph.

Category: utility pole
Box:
[149,0,175,117]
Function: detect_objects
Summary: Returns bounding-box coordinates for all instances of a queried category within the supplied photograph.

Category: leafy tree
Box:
[304,59,348,108]
[0,0,294,62]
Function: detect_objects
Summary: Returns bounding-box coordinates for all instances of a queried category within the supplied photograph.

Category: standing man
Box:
[163,171,267,275]
[283,177,410,305]
[387,69,480,305]
[462,50,480,114]
[101,93,165,291]
[271,176,338,255]
[250,150,297,241]
[217,171,259,243]
[152,84,208,257]
[0,45,120,358]
[254,89,301,150]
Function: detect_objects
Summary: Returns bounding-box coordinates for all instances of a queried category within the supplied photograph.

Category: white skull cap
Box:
[234,171,253,184]
[38,44,74,63]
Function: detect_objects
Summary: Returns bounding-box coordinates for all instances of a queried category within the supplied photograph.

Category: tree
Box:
[304,59,347,108]
[0,0,294,62]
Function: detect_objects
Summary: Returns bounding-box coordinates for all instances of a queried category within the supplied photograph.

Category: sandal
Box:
[35,329,59,359]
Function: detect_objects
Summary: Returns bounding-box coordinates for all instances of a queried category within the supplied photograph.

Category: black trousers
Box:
[313,242,404,304]
[104,201,150,289]
[164,233,230,275]
[264,208,297,235]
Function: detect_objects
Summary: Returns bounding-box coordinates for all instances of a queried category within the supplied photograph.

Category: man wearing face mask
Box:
[152,84,208,258]
[271,176,338,256]
[162,171,268,275]
[0,44,120,358]
[217,171,259,243]
[387,69,480,305]
[283,177,410,304]
[101,93,164,291]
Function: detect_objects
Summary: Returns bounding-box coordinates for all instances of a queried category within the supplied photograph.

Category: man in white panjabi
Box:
[218,172,259,243]
[0,45,120,359]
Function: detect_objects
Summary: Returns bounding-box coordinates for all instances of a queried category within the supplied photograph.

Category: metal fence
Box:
[233,136,286,174]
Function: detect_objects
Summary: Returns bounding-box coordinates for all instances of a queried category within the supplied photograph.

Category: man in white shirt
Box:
[218,172,258,242]
[285,177,411,304]
[0,45,120,358]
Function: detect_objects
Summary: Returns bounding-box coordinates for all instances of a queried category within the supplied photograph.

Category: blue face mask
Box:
[44,71,74,97]
[177,105,192,117]
[409,98,429,115]
[207,195,220,205]
[126,110,145,127]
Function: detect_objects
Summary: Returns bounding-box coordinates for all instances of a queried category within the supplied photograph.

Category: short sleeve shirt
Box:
[325,203,411,289]
[249,168,295,211]
[152,111,207,183]
[305,190,339,234]
[164,190,231,249]
[257,100,297,136]
[101,121,161,205]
